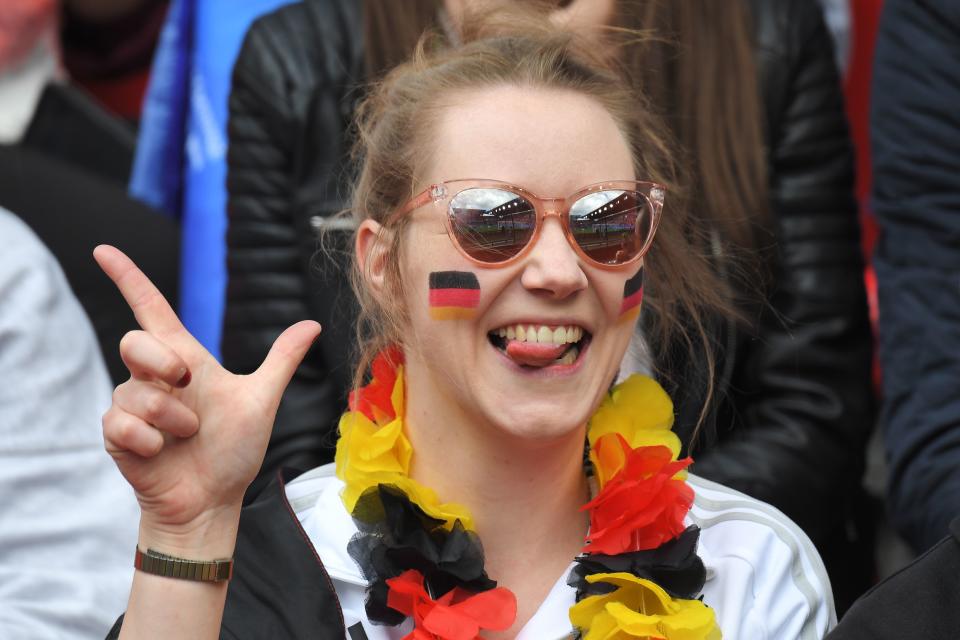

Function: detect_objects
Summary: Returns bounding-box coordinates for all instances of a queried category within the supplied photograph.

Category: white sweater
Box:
[0,210,139,639]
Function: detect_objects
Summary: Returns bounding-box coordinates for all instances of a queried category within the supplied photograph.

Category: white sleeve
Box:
[688,475,836,640]
[0,210,139,639]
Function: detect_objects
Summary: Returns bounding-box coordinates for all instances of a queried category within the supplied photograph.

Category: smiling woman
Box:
[101,11,833,640]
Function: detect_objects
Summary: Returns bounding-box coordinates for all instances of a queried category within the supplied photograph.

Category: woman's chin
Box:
[478,400,592,445]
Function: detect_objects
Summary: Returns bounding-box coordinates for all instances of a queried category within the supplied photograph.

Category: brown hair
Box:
[363,0,443,80]
[610,0,772,437]
[617,0,772,284]
[345,10,733,432]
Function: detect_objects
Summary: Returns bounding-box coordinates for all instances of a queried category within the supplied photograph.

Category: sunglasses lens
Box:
[569,190,653,265]
[449,188,536,263]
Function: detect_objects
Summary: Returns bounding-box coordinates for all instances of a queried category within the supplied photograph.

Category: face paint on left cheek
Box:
[619,266,644,322]
[428,271,481,320]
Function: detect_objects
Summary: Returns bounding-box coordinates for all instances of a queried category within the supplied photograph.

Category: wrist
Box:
[138,505,242,559]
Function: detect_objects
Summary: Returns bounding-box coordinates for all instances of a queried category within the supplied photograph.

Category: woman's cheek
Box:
[427,270,481,321]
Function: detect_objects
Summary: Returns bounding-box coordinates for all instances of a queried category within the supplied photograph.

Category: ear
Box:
[356,219,392,297]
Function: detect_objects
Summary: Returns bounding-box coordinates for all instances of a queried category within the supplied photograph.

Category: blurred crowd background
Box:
[1,0,958,637]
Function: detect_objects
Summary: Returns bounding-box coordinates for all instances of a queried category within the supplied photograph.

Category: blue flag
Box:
[130,0,292,359]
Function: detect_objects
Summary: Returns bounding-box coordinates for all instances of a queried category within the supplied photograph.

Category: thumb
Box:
[253,320,322,401]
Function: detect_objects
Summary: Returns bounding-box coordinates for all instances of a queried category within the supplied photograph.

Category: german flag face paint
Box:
[619,267,644,322]
[429,271,481,320]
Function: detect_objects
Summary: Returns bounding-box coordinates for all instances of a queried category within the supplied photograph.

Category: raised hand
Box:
[94,246,321,551]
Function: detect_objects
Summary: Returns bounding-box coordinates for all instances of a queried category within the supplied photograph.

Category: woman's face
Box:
[395,85,642,442]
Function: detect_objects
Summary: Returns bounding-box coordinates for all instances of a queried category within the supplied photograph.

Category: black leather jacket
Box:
[224,0,873,571]
[224,0,363,500]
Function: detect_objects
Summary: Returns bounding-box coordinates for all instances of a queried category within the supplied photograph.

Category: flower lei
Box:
[335,348,721,639]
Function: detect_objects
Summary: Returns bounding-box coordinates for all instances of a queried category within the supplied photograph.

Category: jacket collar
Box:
[223,468,346,638]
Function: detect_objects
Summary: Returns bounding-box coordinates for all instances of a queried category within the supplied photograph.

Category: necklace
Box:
[335,348,721,639]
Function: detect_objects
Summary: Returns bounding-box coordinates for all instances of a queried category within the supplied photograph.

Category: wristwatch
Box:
[134,547,233,582]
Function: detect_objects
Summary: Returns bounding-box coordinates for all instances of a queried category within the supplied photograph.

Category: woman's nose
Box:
[519,215,588,299]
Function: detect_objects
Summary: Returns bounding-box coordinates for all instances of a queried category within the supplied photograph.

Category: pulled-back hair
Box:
[346,11,732,432]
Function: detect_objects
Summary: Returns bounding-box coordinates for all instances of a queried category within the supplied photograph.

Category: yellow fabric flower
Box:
[570,573,721,640]
[588,375,677,450]
[335,412,412,507]
[588,375,684,487]
[335,368,473,530]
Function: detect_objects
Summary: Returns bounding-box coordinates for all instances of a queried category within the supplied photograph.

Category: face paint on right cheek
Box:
[619,266,644,322]
[428,271,481,320]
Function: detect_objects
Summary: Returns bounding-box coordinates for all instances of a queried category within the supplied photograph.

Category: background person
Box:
[0,0,180,385]
[612,0,874,611]
[0,208,139,639]
[222,0,420,499]
[869,0,960,556]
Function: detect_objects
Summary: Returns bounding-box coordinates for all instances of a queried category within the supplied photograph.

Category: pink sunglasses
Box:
[390,179,665,269]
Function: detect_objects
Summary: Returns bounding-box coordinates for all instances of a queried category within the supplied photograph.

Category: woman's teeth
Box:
[490,324,586,368]
[493,324,583,345]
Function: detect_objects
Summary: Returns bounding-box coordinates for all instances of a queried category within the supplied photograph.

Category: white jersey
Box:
[287,464,835,640]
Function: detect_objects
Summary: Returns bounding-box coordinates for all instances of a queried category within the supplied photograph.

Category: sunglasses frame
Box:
[391,179,666,270]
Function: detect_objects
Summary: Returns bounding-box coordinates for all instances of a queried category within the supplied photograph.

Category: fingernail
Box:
[176,368,191,388]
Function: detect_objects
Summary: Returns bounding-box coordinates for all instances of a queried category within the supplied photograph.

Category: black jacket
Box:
[870,0,960,554]
[826,517,960,640]
[223,0,363,500]
[222,0,872,596]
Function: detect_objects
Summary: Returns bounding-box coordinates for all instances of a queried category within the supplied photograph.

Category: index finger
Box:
[93,245,186,339]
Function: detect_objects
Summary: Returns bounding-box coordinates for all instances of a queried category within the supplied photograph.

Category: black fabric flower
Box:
[347,484,496,625]
[568,525,707,601]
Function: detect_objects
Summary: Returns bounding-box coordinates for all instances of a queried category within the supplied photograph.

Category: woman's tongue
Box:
[505,339,568,367]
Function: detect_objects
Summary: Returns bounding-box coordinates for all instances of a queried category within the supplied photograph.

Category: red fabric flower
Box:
[349,346,405,424]
[582,436,694,555]
[386,570,517,640]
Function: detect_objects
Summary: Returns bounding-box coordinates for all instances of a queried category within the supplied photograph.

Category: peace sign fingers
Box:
[96,245,322,563]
